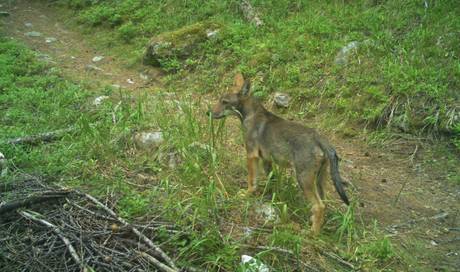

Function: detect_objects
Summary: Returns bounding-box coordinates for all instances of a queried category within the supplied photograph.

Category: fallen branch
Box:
[320,250,355,270]
[80,191,179,271]
[0,190,71,215]
[240,0,264,27]
[388,212,449,230]
[137,251,178,272]
[5,127,74,145]
[20,210,90,272]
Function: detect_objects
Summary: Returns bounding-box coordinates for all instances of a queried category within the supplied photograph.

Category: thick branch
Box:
[0,190,71,215]
[5,127,74,145]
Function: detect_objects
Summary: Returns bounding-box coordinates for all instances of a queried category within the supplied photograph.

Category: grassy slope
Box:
[0,32,401,271]
[2,0,459,271]
[63,0,459,146]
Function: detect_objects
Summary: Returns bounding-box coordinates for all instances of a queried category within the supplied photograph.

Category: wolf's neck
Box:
[238,98,266,122]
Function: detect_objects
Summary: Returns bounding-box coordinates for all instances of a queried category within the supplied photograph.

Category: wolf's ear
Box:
[240,79,251,96]
[232,73,245,93]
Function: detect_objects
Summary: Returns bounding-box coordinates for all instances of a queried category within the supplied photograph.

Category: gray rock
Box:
[240,255,269,272]
[85,64,103,72]
[206,29,219,38]
[92,55,104,62]
[335,41,360,65]
[143,21,221,67]
[134,131,164,149]
[274,92,290,108]
[25,31,42,37]
[139,73,149,81]
[93,96,109,106]
[0,152,7,177]
[45,37,57,43]
[255,203,279,222]
[24,22,33,27]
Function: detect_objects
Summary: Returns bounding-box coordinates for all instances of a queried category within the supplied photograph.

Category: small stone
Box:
[134,131,164,149]
[45,37,57,43]
[241,255,269,272]
[242,227,253,238]
[70,56,76,59]
[430,240,438,246]
[168,152,180,169]
[0,151,7,177]
[381,178,387,183]
[206,29,219,38]
[93,96,109,106]
[92,55,104,62]
[24,22,33,27]
[274,92,290,108]
[364,151,370,157]
[139,73,149,81]
[25,31,42,37]
[85,64,103,72]
[255,203,279,222]
[127,78,134,84]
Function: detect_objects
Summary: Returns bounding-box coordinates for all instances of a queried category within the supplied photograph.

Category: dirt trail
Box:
[2,0,162,92]
[2,1,459,270]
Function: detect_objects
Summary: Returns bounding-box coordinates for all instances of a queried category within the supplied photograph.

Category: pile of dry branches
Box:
[0,176,183,272]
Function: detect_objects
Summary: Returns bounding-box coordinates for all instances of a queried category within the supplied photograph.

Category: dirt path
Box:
[2,1,459,270]
[2,0,162,92]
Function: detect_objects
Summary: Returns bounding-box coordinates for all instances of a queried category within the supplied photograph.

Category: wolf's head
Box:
[208,73,251,119]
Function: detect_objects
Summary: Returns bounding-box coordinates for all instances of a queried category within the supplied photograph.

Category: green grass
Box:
[0,34,408,270]
[57,0,459,149]
[3,0,460,270]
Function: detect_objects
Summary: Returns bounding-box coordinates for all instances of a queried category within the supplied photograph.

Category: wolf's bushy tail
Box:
[317,138,350,205]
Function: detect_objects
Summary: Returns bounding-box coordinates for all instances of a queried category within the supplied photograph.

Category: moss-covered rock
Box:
[143,21,221,67]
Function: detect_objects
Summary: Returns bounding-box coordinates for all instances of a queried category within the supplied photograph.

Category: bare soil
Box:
[2,0,459,271]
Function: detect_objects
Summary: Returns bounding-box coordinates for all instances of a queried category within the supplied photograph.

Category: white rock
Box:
[92,55,104,62]
[0,152,7,177]
[25,31,42,37]
[206,29,219,38]
[93,96,109,106]
[24,22,33,27]
[241,255,269,272]
[85,64,103,72]
[127,78,135,84]
[140,73,149,81]
[45,37,57,43]
[335,41,360,65]
[255,203,279,222]
[273,92,290,108]
[134,131,164,149]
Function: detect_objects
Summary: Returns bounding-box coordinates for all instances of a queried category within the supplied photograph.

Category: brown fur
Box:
[209,73,350,235]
